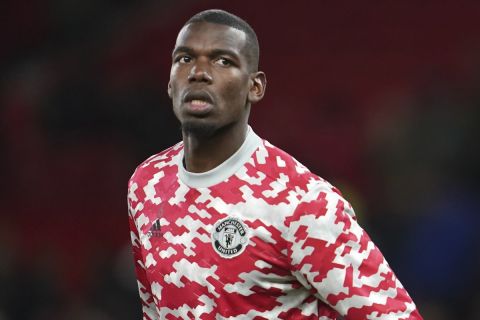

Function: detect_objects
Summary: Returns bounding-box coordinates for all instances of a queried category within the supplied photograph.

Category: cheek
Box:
[222,77,249,103]
[169,66,183,95]
[169,81,182,116]
[169,83,183,107]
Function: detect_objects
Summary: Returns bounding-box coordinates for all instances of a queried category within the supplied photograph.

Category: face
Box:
[168,22,265,136]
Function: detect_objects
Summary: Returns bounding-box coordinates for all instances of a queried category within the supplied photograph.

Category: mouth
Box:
[182,91,214,115]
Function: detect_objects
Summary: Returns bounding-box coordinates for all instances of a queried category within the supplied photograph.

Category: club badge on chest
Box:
[212,217,249,259]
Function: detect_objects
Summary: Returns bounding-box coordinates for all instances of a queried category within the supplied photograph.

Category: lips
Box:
[184,90,214,104]
[183,90,214,115]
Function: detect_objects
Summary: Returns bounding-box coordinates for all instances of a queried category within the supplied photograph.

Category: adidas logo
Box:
[147,219,162,238]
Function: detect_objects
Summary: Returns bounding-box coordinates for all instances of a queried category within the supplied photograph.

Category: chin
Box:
[181,121,218,138]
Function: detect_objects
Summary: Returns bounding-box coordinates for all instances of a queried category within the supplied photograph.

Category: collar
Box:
[177,126,262,188]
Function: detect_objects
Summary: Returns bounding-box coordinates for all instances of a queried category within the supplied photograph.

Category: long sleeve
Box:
[128,180,159,320]
[285,184,423,319]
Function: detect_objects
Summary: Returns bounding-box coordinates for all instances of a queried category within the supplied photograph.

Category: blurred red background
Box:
[1,1,479,319]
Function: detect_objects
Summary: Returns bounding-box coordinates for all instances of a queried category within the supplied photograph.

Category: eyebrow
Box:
[209,49,239,59]
[172,46,194,57]
[172,46,240,61]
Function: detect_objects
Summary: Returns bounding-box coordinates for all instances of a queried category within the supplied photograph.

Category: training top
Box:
[127,127,423,320]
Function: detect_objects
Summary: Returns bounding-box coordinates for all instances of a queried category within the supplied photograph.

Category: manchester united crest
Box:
[212,217,249,259]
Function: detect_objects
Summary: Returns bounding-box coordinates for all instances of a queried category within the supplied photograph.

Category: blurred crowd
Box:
[1,0,479,319]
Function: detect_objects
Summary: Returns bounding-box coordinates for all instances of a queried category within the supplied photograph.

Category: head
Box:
[168,9,266,137]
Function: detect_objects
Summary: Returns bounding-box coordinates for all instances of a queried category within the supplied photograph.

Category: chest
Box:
[137,186,295,293]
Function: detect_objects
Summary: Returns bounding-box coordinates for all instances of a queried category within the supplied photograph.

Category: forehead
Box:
[174,22,248,55]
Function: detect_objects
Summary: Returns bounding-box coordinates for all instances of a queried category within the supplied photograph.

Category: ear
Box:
[248,71,266,104]
[167,81,172,98]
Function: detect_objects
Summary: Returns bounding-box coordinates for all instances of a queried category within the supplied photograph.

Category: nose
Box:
[188,59,213,83]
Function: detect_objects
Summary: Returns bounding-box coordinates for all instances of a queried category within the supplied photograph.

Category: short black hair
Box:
[184,9,259,72]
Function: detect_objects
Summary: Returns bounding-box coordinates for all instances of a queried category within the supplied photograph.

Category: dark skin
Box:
[168,22,266,173]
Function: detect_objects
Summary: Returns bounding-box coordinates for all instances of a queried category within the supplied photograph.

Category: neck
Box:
[182,122,248,173]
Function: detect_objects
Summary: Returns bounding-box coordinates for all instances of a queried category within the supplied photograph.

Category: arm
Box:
[286,185,422,319]
[128,181,159,320]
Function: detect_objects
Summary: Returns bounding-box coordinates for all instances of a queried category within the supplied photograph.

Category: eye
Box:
[177,55,192,64]
[214,57,232,67]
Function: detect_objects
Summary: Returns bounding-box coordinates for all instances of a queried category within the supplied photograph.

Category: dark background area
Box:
[1,1,479,319]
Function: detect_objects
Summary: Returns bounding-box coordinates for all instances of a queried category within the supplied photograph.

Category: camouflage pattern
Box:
[128,128,422,319]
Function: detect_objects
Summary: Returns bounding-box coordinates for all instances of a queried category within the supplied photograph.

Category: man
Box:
[127,9,422,320]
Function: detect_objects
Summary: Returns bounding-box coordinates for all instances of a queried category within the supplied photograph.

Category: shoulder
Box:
[128,141,183,189]
[257,137,349,209]
[255,139,336,195]
[251,138,354,225]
